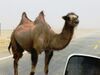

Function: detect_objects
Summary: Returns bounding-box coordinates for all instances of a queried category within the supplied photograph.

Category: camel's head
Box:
[62,12,79,27]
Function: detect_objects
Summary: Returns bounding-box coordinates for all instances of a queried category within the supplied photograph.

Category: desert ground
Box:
[0,29,99,53]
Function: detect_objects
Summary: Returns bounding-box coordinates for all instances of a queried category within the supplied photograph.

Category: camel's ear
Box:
[62,15,67,20]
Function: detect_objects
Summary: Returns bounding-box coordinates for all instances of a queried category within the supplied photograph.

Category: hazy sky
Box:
[0,0,100,30]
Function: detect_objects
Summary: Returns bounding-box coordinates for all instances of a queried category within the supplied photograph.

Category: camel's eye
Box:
[77,15,79,19]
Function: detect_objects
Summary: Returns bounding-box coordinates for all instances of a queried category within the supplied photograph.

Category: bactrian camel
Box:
[8,11,79,75]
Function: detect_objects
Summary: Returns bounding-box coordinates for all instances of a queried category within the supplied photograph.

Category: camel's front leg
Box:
[30,49,38,75]
[44,51,53,75]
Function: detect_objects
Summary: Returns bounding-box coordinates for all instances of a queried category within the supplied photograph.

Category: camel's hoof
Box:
[30,72,34,75]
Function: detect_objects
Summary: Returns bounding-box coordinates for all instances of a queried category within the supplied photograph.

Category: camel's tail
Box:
[8,41,12,53]
[8,37,24,54]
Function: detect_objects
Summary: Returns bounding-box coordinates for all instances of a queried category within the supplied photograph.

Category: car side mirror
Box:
[64,54,100,75]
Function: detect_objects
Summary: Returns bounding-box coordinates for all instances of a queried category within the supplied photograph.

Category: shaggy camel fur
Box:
[8,11,79,75]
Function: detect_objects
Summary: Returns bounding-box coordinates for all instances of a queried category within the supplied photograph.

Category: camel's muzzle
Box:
[74,19,79,25]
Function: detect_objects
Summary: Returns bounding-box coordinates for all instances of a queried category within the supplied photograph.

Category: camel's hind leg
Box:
[13,52,23,75]
[11,41,24,75]
[30,48,38,75]
[44,51,53,75]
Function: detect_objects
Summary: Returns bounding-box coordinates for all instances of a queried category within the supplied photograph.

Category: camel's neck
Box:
[50,22,74,50]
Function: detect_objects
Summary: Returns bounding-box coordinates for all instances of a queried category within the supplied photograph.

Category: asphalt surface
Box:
[0,31,100,75]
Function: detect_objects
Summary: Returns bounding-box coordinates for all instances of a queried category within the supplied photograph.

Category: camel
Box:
[8,11,79,75]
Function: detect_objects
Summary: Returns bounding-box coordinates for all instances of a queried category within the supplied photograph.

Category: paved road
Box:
[0,32,100,75]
